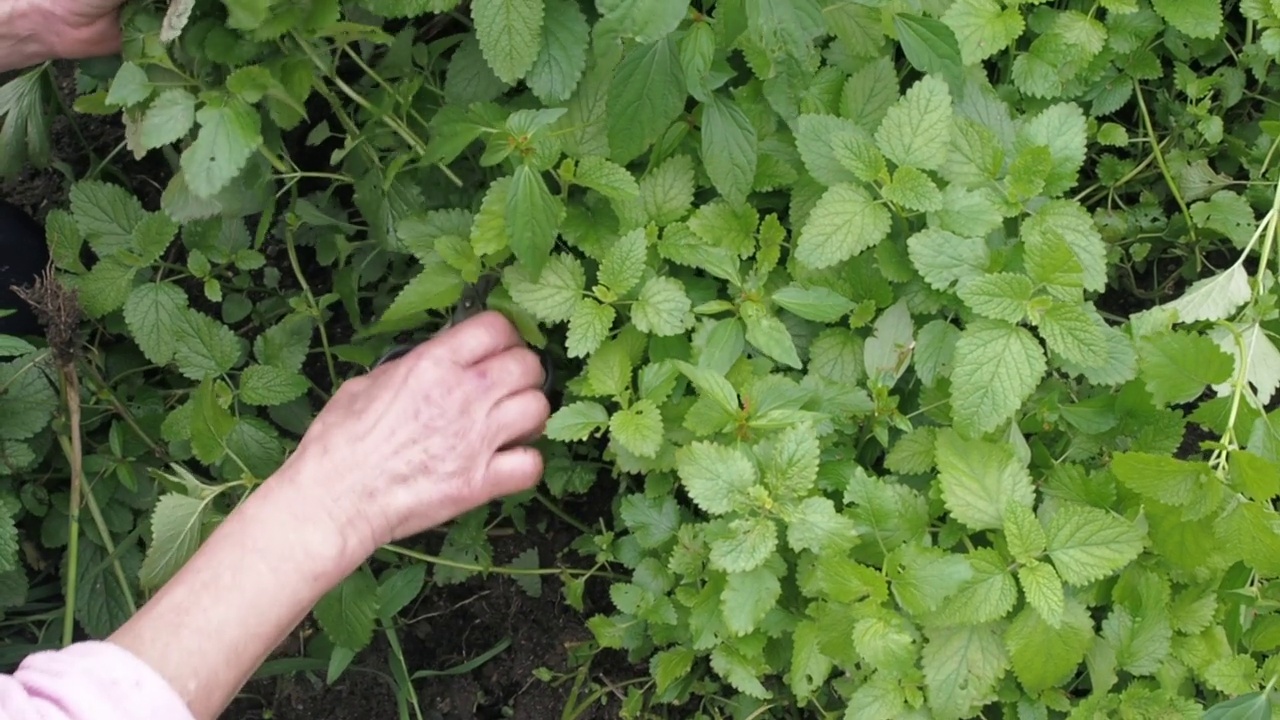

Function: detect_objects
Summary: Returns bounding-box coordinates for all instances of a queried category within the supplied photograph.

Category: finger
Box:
[483,446,545,499]
[488,388,551,448]
[473,346,546,401]
[430,311,524,367]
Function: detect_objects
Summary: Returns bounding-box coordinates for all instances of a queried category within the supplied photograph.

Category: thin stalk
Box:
[383,543,623,580]
[283,193,340,390]
[54,438,138,617]
[1133,81,1197,246]
[58,367,83,646]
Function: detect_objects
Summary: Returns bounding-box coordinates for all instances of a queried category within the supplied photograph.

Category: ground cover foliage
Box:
[5,0,1280,717]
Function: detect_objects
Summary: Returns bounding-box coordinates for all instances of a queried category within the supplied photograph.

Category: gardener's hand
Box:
[36,0,125,59]
[282,311,550,559]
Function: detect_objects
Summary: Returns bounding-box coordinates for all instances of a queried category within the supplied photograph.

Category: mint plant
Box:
[3,0,1280,717]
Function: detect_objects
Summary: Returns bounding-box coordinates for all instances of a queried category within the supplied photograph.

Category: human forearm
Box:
[0,1,55,73]
[107,463,368,720]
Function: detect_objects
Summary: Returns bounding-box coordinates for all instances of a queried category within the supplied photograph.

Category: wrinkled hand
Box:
[26,0,124,61]
[283,311,550,557]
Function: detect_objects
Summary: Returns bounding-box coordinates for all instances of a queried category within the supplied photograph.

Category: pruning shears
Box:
[374,273,554,394]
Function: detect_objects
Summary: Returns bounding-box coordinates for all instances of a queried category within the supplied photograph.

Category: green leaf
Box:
[883,166,943,212]
[239,364,310,406]
[69,179,145,256]
[545,400,609,441]
[1005,601,1094,694]
[0,337,35,358]
[139,494,211,590]
[651,646,695,695]
[934,429,1035,532]
[785,497,857,554]
[107,62,151,108]
[378,262,466,327]
[566,298,615,358]
[608,36,685,163]
[1018,560,1065,628]
[472,0,545,84]
[710,515,777,573]
[907,228,989,292]
[1203,692,1273,720]
[676,441,758,516]
[314,569,381,650]
[675,360,739,416]
[573,156,640,203]
[504,253,584,323]
[949,321,1047,437]
[1003,503,1046,563]
[506,164,564,274]
[1017,104,1087,198]
[1034,301,1109,367]
[892,15,963,85]
[1045,503,1145,586]
[172,309,243,381]
[1111,452,1213,507]
[891,544,974,615]
[610,399,664,458]
[123,282,189,366]
[701,94,757,205]
[1137,330,1235,406]
[139,88,197,150]
[1022,201,1106,294]
[795,113,884,187]
[179,97,262,199]
[598,0,689,43]
[526,0,589,103]
[600,227,647,295]
[956,273,1033,324]
[721,565,781,636]
[941,0,1025,65]
[1150,0,1223,39]
[632,276,691,336]
[743,308,802,369]
[874,74,952,172]
[921,624,1008,720]
[1164,264,1253,324]
[254,314,313,373]
[771,285,855,323]
[620,494,680,548]
[929,548,1017,626]
[795,183,891,269]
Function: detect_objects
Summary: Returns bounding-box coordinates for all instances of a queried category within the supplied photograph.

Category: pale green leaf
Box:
[721,566,781,636]
[907,228,989,292]
[795,183,891,269]
[701,94,757,205]
[676,441,758,516]
[1018,560,1065,628]
[956,273,1033,324]
[504,253,585,323]
[472,0,545,84]
[179,98,262,199]
[632,276,692,336]
[506,164,564,273]
[921,624,1008,720]
[942,0,1025,65]
[566,298,615,358]
[239,364,309,406]
[935,429,1035,532]
[610,399,664,458]
[608,37,684,163]
[1150,0,1223,39]
[545,400,609,441]
[139,494,210,590]
[123,282,189,366]
[710,515,777,573]
[314,569,381,650]
[599,227,647,295]
[874,75,952,171]
[140,88,197,150]
[949,321,1047,437]
[526,0,588,103]
[1045,503,1146,586]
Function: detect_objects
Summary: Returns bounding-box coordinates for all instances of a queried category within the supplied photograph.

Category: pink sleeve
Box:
[0,641,194,720]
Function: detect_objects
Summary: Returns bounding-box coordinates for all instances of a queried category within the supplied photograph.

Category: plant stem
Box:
[283,195,340,390]
[58,365,83,647]
[383,543,622,580]
[1133,81,1197,246]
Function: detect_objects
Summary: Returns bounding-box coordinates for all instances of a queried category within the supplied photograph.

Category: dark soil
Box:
[2,63,636,720]
[225,492,633,720]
